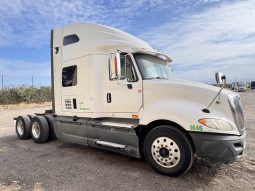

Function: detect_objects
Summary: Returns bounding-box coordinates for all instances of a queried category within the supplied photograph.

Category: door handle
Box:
[107,93,111,103]
[55,47,59,54]
[127,84,133,89]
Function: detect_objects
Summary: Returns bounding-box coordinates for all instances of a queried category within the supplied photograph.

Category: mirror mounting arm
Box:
[206,75,226,109]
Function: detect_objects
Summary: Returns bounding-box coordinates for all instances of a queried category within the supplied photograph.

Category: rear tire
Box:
[15,116,31,139]
[143,125,193,176]
[31,116,49,143]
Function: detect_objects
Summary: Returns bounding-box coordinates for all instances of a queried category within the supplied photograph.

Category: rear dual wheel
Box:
[15,116,31,139]
[31,116,49,143]
[143,125,194,176]
[16,115,55,143]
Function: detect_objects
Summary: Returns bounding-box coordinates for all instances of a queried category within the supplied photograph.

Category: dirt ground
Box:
[0,91,254,191]
[0,102,51,137]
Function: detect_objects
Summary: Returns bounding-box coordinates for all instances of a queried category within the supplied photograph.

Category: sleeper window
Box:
[62,65,77,87]
[63,34,79,46]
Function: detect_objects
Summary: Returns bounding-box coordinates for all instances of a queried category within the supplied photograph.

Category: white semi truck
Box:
[14,23,246,176]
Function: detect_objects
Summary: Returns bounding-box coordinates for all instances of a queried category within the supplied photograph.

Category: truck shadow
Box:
[2,135,227,189]
[58,140,223,183]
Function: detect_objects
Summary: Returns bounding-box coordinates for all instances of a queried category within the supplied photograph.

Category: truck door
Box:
[107,54,143,113]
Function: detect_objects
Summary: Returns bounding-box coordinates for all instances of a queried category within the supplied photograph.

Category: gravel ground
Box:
[0,91,254,191]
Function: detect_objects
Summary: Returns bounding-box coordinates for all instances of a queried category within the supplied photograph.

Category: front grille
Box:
[228,95,245,133]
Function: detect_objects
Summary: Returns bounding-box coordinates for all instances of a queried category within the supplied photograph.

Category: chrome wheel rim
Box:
[32,122,40,139]
[151,137,181,168]
[17,120,24,135]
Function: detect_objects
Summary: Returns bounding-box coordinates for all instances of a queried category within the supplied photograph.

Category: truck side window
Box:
[62,65,77,87]
[126,55,138,82]
[63,34,79,46]
[119,55,126,80]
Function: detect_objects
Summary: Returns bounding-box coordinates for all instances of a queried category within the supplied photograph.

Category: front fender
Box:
[140,99,237,134]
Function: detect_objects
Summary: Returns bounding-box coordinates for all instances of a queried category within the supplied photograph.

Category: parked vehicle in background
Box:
[246,82,251,89]
[237,82,246,92]
[251,81,255,89]
[14,23,246,177]
[231,82,246,92]
[231,82,238,91]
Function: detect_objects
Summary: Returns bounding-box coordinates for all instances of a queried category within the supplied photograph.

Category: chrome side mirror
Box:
[215,72,226,84]
[109,52,122,80]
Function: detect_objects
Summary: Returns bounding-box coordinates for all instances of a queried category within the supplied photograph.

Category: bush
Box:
[0,86,52,104]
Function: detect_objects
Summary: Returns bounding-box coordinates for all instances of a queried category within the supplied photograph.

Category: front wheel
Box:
[143,125,194,176]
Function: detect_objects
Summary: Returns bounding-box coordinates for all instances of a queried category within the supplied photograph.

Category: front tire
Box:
[143,125,194,176]
[31,116,49,143]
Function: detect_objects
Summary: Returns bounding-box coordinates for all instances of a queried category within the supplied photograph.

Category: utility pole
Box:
[1,75,3,105]
[32,76,34,87]
[235,76,237,90]
[1,75,3,89]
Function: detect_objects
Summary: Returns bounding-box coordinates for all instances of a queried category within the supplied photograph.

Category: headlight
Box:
[198,118,233,131]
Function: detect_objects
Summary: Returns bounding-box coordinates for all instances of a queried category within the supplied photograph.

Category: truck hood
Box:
[143,78,236,109]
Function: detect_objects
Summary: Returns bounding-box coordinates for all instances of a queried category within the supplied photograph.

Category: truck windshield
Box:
[133,53,172,80]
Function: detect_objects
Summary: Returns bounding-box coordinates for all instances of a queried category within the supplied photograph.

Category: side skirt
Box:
[87,118,141,158]
[53,116,141,158]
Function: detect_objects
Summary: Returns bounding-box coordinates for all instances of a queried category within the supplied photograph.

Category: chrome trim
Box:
[228,95,245,133]
[101,122,133,128]
[96,140,126,149]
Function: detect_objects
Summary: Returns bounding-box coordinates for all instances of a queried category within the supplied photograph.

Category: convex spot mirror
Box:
[215,72,226,84]
[109,52,125,80]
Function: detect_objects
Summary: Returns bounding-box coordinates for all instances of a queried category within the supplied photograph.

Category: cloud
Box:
[0,0,221,48]
[0,0,182,48]
[139,0,255,82]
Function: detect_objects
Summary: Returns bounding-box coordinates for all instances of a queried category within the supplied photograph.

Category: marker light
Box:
[132,114,139,119]
[198,118,233,131]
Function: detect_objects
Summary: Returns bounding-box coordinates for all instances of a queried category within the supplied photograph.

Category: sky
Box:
[0,0,255,87]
